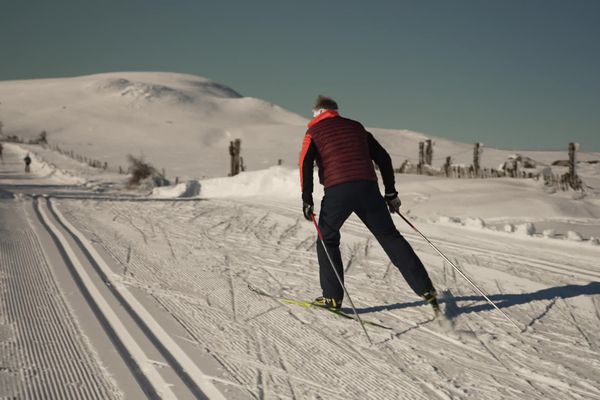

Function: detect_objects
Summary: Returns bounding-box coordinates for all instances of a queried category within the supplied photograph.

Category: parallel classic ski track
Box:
[0,199,122,399]
[36,197,227,400]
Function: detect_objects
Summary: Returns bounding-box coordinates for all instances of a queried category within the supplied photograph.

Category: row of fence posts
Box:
[49,143,109,171]
[226,137,582,192]
[48,143,172,184]
[543,142,582,191]
[411,140,582,191]
[45,136,586,193]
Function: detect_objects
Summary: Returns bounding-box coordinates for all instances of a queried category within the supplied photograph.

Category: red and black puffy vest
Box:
[301,111,377,189]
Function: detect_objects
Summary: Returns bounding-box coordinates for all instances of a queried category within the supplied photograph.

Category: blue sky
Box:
[1,0,599,151]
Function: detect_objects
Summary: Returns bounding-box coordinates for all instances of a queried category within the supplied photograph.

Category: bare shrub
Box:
[127,154,169,188]
[127,154,155,186]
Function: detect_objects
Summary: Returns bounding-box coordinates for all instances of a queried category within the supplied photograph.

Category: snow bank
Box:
[153,166,325,200]
[515,223,536,236]
[437,215,486,229]
[433,214,598,247]
[198,166,320,199]
[152,180,201,198]
[436,216,462,224]
[566,230,583,241]
[464,217,486,229]
[504,224,515,233]
[542,229,556,238]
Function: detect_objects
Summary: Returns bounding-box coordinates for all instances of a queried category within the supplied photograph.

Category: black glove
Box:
[384,192,401,213]
[302,193,314,221]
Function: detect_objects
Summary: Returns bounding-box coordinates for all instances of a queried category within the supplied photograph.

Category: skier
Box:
[24,154,31,173]
[299,95,439,313]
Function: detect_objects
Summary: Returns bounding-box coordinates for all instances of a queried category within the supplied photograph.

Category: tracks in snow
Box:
[34,196,227,400]
[55,197,600,400]
[244,199,600,283]
[0,199,122,400]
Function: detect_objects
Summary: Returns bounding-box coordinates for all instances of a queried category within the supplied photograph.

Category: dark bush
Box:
[127,154,154,187]
[127,154,169,188]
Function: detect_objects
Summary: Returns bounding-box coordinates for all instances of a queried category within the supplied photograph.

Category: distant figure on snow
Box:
[24,154,32,173]
[0,143,3,161]
[298,95,439,313]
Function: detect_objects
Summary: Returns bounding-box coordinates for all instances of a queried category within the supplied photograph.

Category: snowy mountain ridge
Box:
[0,72,598,182]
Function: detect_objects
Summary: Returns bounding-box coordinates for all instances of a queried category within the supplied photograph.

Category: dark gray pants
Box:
[317,180,434,300]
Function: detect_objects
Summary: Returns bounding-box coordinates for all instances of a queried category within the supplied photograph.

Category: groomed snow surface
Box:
[2,140,600,399]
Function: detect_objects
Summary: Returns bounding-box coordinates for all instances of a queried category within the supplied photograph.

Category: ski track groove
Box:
[463,320,544,399]
[465,292,600,399]
[271,339,298,400]
[559,298,597,351]
[0,202,122,399]
[55,198,600,400]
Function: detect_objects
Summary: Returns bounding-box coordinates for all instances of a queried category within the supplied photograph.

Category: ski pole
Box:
[310,213,373,345]
[395,210,523,332]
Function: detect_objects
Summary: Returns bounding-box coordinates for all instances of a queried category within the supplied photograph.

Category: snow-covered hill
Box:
[2,72,598,182]
[0,72,307,179]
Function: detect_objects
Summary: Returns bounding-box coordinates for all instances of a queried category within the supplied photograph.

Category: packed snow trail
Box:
[58,196,600,400]
[3,142,600,399]
[0,194,122,397]
[0,145,234,399]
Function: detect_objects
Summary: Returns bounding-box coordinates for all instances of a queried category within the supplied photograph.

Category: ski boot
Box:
[312,296,342,310]
[422,290,441,318]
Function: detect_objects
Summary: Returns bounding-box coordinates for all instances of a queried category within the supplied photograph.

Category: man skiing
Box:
[24,154,31,173]
[299,95,439,314]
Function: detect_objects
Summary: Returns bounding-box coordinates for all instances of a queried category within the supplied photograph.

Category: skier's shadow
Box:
[351,282,600,318]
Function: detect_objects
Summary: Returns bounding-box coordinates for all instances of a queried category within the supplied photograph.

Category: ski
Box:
[248,285,453,332]
[248,286,391,330]
[280,298,392,330]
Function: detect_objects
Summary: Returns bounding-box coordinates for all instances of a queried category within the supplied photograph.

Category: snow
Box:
[566,230,583,241]
[0,72,307,180]
[2,72,599,184]
[3,142,86,185]
[504,223,515,233]
[464,217,486,229]
[515,222,536,236]
[1,72,600,399]
[542,228,556,238]
[152,180,201,198]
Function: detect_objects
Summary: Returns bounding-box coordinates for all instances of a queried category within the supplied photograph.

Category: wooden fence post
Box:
[418,142,424,175]
[568,142,579,190]
[425,139,433,165]
[473,142,482,177]
[229,139,242,176]
[444,156,452,177]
